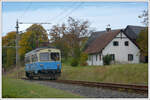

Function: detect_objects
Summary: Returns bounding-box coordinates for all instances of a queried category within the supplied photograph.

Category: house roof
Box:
[84,29,121,54]
[83,30,121,50]
[83,31,105,50]
[124,25,146,40]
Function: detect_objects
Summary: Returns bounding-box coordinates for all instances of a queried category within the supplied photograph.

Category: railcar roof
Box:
[25,47,60,56]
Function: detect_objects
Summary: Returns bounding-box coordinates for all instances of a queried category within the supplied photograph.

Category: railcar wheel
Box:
[50,76,54,80]
[29,76,33,80]
[26,72,29,78]
[50,75,55,80]
[29,74,33,80]
[53,74,57,80]
[38,76,42,80]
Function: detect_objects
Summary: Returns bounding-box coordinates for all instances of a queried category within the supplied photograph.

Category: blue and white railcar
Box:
[25,47,61,80]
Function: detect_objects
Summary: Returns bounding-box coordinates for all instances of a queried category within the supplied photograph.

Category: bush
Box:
[103,54,112,65]
[80,52,88,66]
[70,58,79,67]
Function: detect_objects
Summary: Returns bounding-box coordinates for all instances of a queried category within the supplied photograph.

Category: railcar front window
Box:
[40,52,49,61]
[32,54,38,62]
[51,53,60,61]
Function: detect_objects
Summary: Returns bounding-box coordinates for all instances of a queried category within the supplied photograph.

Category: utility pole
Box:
[3,20,50,79]
[16,19,19,79]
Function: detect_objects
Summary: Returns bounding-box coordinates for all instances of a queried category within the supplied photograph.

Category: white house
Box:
[84,28,140,66]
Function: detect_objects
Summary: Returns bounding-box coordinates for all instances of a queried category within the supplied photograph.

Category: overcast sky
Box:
[2,2,148,36]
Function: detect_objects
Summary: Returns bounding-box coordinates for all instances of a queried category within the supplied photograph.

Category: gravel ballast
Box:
[26,80,148,98]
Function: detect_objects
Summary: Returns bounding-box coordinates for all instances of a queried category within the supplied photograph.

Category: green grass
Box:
[6,66,26,79]
[2,77,82,98]
[59,63,148,85]
[3,63,147,98]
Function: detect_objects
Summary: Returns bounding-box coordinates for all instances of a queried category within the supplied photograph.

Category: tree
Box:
[49,17,92,59]
[26,24,49,48]
[2,47,7,68]
[138,10,148,26]
[49,24,70,59]
[2,31,16,46]
[80,52,88,66]
[19,31,33,60]
[49,25,61,42]
[6,48,16,68]
[136,28,148,56]
[2,31,16,68]
[2,25,49,68]
[19,24,49,61]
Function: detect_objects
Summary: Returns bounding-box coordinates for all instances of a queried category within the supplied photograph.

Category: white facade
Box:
[87,32,140,66]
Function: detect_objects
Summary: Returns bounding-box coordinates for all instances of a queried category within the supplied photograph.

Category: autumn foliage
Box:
[2,17,91,69]
[2,32,16,68]
[136,28,148,56]
[2,24,49,69]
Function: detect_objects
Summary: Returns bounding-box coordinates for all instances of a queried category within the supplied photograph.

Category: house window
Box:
[113,41,119,46]
[125,41,129,46]
[88,55,91,61]
[128,54,133,61]
[110,54,115,61]
[99,54,101,61]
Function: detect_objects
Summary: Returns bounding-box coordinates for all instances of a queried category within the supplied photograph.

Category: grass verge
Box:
[2,77,82,98]
[59,63,148,85]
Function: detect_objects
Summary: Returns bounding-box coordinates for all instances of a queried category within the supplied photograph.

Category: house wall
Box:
[87,32,140,66]
[87,54,103,65]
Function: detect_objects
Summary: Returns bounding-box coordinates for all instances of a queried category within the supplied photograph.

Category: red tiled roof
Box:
[84,30,121,54]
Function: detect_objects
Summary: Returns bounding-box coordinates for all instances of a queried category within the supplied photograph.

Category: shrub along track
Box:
[22,78,148,95]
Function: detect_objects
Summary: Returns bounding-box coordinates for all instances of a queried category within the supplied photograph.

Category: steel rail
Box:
[54,80,148,93]
[22,78,148,93]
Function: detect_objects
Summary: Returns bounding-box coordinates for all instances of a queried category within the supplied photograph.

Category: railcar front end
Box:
[25,48,61,80]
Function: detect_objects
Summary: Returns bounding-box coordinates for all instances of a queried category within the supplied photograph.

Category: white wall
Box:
[87,32,140,66]
[87,54,103,66]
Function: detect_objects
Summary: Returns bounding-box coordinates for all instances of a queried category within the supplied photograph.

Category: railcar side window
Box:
[51,53,60,61]
[40,52,49,61]
[25,56,30,63]
[35,55,38,62]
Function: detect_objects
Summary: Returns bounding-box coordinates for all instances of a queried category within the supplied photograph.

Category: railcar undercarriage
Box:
[26,70,61,80]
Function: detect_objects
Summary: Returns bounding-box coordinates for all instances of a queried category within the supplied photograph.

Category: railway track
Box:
[22,78,148,94]
[54,80,148,93]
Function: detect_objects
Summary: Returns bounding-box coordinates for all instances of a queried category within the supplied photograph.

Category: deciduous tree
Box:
[49,17,92,59]
[136,28,148,56]
[19,24,49,60]
[138,10,148,26]
[2,31,16,68]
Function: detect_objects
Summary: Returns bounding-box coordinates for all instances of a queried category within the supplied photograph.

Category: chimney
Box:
[106,24,111,32]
